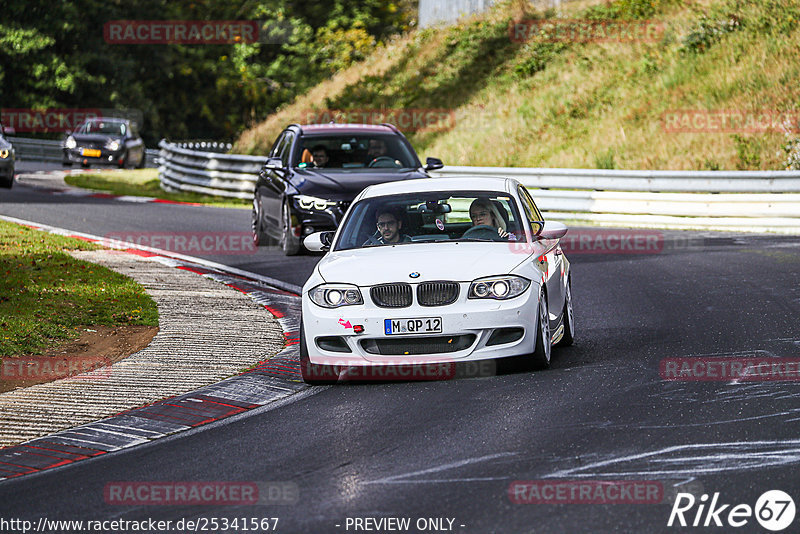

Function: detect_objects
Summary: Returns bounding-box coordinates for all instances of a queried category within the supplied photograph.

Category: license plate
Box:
[384,317,442,335]
[81,148,101,157]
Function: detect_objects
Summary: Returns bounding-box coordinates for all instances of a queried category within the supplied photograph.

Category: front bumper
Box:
[63,147,125,165]
[302,282,539,367]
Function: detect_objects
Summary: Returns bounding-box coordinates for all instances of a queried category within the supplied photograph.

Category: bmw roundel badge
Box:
[409,272,420,278]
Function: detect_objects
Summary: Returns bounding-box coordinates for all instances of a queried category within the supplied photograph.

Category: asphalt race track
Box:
[2,174,800,533]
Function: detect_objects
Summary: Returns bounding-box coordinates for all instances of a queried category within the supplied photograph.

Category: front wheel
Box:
[530,292,552,369]
[280,201,301,256]
[251,196,270,247]
[557,276,574,346]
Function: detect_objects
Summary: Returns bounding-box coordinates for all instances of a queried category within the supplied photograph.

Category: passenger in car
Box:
[363,208,412,246]
[469,198,509,239]
[312,146,329,167]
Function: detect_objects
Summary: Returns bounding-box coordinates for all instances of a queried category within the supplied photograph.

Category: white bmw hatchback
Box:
[300,176,574,384]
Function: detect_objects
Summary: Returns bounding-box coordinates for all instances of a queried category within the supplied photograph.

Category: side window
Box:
[280,132,295,167]
[269,132,287,158]
[518,186,545,235]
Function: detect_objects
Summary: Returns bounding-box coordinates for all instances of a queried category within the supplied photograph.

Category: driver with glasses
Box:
[363,207,412,246]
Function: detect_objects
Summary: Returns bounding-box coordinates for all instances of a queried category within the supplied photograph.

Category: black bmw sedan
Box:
[252,123,443,255]
[62,117,145,169]
[0,121,14,189]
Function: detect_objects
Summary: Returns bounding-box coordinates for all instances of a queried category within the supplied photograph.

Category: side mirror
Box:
[537,221,568,240]
[424,157,443,172]
[303,231,335,252]
[263,157,285,171]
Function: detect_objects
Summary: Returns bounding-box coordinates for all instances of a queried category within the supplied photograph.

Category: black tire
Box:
[280,201,301,256]
[0,176,12,189]
[62,160,72,167]
[557,276,574,347]
[530,291,552,370]
[299,322,339,385]
[251,195,270,247]
[119,152,129,169]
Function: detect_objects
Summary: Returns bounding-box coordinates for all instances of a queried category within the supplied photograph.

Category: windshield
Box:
[334,191,525,251]
[295,134,417,170]
[78,120,126,136]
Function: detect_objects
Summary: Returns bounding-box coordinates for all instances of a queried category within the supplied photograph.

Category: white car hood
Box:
[317,242,542,286]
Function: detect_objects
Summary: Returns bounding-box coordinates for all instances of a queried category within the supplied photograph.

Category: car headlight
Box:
[468,276,530,300]
[309,284,364,308]
[0,149,8,159]
[65,136,77,149]
[105,139,121,151]
[296,195,338,211]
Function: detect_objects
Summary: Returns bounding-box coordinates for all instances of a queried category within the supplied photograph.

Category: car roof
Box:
[358,176,519,200]
[299,123,397,135]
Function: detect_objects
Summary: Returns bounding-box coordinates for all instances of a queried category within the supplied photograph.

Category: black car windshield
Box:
[295,134,417,170]
[334,191,526,251]
[78,120,126,136]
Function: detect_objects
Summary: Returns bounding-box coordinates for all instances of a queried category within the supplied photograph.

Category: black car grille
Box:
[417,281,459,307]
[361,334,476,355]
[371,283,413,308]
[77,140,103,149]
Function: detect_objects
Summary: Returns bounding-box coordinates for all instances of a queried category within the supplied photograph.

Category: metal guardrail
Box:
[8,136,160,168]
[158,140,800,232]
[158,139,265,199]
[434,166,800,232]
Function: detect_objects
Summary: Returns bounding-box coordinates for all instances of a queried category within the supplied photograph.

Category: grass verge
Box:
[64,169,250,209]
[0,219,159,357]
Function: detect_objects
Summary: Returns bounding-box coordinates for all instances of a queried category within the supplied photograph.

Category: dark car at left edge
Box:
[252,122,443,255]
[62,117,146,169]
[0,120,15,189]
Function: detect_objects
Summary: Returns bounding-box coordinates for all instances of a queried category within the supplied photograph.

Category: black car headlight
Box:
[104,139,121,151]
[65,136,77,149]
[296,195,338,211]
[309,284,364,308]
[0,149,9,159]
[468,276,530,300]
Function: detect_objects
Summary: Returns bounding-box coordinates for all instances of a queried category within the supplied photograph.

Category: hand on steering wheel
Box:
[367,156,398,168]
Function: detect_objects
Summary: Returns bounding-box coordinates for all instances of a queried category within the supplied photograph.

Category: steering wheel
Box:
[368,156,400,168]
[461,224,505,241]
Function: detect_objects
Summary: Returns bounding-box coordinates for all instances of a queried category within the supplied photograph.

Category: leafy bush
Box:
[680,14,741,54]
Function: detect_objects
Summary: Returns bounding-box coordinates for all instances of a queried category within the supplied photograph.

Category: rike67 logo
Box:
[668,490,796,531]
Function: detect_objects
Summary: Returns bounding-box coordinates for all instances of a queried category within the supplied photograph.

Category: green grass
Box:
[235,0,800,170]
[0,220,159,357]
[64,169,250,209]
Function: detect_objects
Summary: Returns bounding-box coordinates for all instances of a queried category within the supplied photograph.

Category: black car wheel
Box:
[280,201,301,256]
[556,276,574,347]
[0,175,12,189]
[530,292,552,369]
[251,196,271,247]
[119,151,129,169]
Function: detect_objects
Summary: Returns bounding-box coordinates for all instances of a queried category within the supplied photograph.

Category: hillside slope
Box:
[234,0,800,171]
